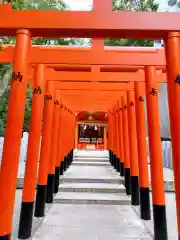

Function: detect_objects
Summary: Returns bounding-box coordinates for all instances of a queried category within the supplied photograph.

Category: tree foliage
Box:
[0,88,9,136]
[0,0,73,136]
[113,0,158,11]
[105,0,158,46]
[0,0,160,136]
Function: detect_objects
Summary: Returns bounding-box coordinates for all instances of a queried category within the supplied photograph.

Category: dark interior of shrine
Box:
[78,124,104,144]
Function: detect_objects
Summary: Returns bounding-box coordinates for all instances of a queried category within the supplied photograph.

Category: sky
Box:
[64,0,93,10]
[64,0,180,11]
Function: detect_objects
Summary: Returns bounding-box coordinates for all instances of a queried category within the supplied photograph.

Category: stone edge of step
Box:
[72,163,110,166]
[73,160,109,163]
[60,178,124,184]
[53,198,131,205]
[57,187,126,194]
[16,178,175,192]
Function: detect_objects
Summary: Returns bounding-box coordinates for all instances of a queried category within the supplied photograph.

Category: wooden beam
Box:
[52,82,134,91]
[0,45,166,66]
[43,69,166,83]
[0,5,180,39]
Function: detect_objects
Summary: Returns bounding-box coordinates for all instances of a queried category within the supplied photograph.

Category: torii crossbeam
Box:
[0,45,166,66]
[1,1,180,240]
[0,2,180,38]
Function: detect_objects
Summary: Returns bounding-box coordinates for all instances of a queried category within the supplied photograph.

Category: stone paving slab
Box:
[132,193,178,240]
[58,182,126,193]
[73,158,109,162]
[54,192,130,205]
[17,168,123,188]
[72,161,110,166]
[12,190,53,239]
[61,165,124,184]
[32,204,152,240]
[12,191,178,239]
[12,150,178,239]
[63,165,122,178]
[17,171,174,191]
[74,157,109,161]
[61,177,123,184]
[73,150,109,158]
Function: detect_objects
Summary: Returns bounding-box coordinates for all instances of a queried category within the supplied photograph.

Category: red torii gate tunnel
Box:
[0,1,180,240]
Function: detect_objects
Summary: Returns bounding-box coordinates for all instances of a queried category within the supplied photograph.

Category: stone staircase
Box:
[32,150,154,239]
[16,150,175,193]
[54,150,130,205]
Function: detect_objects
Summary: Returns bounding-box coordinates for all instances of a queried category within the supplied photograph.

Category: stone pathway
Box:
[133,193,178,240]
[12,150,178,239]
[32,150,152,240]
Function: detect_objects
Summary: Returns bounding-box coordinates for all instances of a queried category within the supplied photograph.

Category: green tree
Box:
[113,0,158,11]
[23,87,33,132]
[0,0,77,136]
[0,88,9,136]
[105,0,158,46]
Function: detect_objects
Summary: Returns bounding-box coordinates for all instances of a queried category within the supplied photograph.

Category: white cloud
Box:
[64,0,93,10]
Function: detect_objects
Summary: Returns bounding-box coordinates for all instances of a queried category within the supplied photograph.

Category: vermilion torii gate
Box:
[18,70,135,239]
[0,44,166,66]
[0,64,166,239]
[0,51,167,238]
[0,1,180,240]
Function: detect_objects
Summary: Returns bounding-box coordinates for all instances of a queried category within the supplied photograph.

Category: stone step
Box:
[61,177,124,184]
[16,177,175,192]
[72,161,110,166]
[74,155,109,158]
[73,157,109,162]
[54,192,131,205]
[58,183,126,194]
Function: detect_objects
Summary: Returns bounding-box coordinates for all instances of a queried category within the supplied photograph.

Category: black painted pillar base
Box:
[124,168,131,195]
[68,153,71,166]
[72,150,74,162]
[111,151,114,166]
[115,155,118,170]
[0,234,11,239]
[34,184,47,217]
[109,151,112,165]
[72,149,74,160]
[66,156,69,169]
[66,155,70,168]
[114,155,117,169]
[63,158,66,171]
[140,187,151,220]
[70,153,73,164]
[64,157,67,171]
[130,176,140,206]
[68,153,71,165]
[54,167,60,193]
[153,204,168,240]
[18,201,34,239]
[116,157,120,172]
[67,153,71,168]
[120,162,125,176]
[60,161,64,175]
[113,153,116,169]
[70,150,73,164]
[46,174,55,203]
